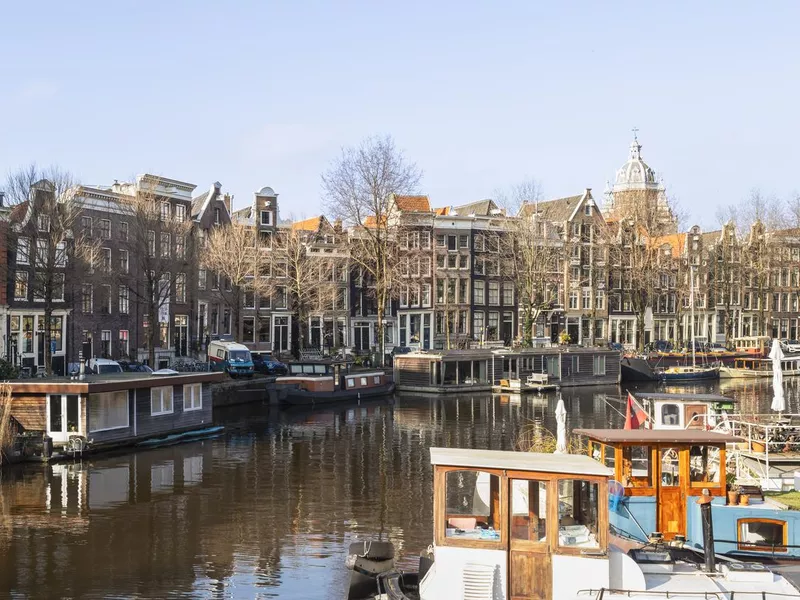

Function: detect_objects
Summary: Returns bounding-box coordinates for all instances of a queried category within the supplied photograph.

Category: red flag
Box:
[624,393,648,430]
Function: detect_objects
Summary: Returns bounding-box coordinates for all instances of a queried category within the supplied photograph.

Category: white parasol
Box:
[554,395,567,454]
[769,339,786,413]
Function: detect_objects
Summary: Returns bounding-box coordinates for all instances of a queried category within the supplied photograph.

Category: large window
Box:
[474,280,485,305]
[14,271,28,300]
[660,447,680,487]
[89,391,129,432]
[151,386,174,416]
[488,282,499,305]
[183,383,203,411]
[593,355,606,376]
[738,519,787,552]
[689,445,721,486]
[444,470,500,541]
[17,237,30,265]
[511,479,548,543]
[558,479,599,548]
[622,445,652,488]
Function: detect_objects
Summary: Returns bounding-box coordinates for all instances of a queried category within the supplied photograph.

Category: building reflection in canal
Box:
[0,380,791,598]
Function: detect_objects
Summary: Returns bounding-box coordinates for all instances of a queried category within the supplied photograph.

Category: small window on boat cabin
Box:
[558,479,599,549]
[621,445,652,487]
[661,403,680,426]
[689,445,720,486]
[589,441,602,463]
[603,445,616,470]
[346,378,354,388]
[373,375,381,384]
[660,447,680,487]
[444,470,500,541]
[738,519,787,552]
[183,383,203,411]
[360,377,367,386]
[511,479,548,543]
[151,386,174,416]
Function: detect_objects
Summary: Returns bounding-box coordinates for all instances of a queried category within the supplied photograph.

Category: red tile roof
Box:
[291,216,322,231]
[394,195,430,212]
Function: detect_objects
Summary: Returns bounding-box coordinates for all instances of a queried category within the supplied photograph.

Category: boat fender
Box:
[346,555,394,577]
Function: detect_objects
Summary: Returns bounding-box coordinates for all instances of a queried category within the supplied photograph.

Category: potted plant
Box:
[726,472,739,505]
[559,331,572,346]
[739,493,750,506]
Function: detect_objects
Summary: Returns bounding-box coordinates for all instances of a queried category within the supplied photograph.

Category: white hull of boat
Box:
[720,367,800,379]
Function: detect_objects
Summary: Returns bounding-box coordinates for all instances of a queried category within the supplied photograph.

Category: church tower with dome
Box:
[602,134,677,233]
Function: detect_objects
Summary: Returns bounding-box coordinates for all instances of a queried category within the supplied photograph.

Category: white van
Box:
[89,358,123,375]
[207,340,254,377]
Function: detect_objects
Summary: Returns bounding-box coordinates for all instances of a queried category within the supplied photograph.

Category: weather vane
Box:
[632,127,639,142]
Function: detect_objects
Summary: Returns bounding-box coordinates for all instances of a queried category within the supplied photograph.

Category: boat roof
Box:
[573,428,743,444]
[429,447,613,477]
[633,392,737,403]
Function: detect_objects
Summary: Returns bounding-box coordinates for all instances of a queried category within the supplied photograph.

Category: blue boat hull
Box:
[660,369,719,382]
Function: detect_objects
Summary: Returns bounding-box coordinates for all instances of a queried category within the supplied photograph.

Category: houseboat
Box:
[578,427,800,560]
[7,370,225,457]
[631,391,738,429]
[720,355,800,378]
[271,361,394,406]
[392,346,620,394]
[347,446,800,599]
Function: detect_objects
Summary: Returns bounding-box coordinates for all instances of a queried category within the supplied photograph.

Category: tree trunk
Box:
[148,300,157,368]
[44,303,52,376]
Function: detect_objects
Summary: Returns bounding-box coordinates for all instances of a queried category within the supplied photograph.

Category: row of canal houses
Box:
[5,137,800,376]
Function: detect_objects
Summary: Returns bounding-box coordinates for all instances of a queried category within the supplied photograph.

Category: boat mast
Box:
[690,264,696,369]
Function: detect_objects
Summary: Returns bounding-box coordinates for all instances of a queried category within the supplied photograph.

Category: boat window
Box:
[314,365,327,374]
[346,378,354,388]
[360,377,367,386]
[444,470,500,541]
[738,519,787,552]
[660,448,680,486]
[603,445,616,470]
[621,445,651,487]
[511,479,547,543]
[689,445,720,485]
[590,441,602,463]
[558,479,599,548]
[373,376,381,384]
[661,404,680,426]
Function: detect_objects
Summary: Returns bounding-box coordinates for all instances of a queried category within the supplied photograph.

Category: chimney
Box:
[223,193,232,215]
[334,218,343,233]
[0,191,4,207]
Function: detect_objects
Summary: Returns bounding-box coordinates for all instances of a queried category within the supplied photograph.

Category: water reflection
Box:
[0,381,792,598]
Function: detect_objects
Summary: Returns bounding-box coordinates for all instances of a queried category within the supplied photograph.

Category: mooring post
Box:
[698,489,715,573]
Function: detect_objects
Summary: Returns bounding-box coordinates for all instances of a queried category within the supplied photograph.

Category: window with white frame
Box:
[99,219,111,240]
[422,283,431,307]
[198,269,207,290]
[175,273,186,303]
[14,271,28,300]
[119,221,128,241]
[183,383,203,411]
[119,330,129,357]
[89,391,129,432]
[176,235,185,259]
[582,289,591,309]
[569,291,579,309]
[488,281,499,305]
[17,237,30,264]
[161,202,170,221]
[38,214,50,232]
[176,204,186,223]
[54,242,66,267]
[35,239,48,267]
[160,233,171,258]
[151,386,174,415]
[260,210,272,226]
[102,247,111,272]
[474,280,485,305]
[81,283,92,313]
[53,273,65,301]
[148,230,155,256]
[593,355,606,376]
[119,286,129,314]
[595,290,605,310]
[503,282,514,305]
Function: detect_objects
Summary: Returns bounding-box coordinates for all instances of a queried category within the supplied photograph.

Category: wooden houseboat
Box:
[720,355,800,378]
[347,445,800,599]
[8,371,225,456]
[631,391,738,429]
[578,427,800,560]
[271,361,394,406]
[392,346,620,394]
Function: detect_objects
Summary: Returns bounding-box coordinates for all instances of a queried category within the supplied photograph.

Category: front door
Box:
[273,316,289,353]
[47,394,81,443]
[657,446,685,540]
[508,477,552,600]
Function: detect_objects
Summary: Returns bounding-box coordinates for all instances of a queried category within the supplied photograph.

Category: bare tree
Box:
[116,176,193,367]
[604,189,680,351]
[203,221,272,342]
[322,135,422,364]
[5,165,98,374]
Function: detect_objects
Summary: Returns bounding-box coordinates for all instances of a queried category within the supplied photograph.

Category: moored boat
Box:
[272,361,395,406]
[347,445,800,599]
[720,355,800,378]
[658,364,720,381]
[620,356,659,382]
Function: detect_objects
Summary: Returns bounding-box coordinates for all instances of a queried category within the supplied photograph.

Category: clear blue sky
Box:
[2,1,798,228]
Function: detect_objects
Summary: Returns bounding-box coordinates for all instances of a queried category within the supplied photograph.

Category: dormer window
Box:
[214,208,220,225]
[261,211,271,226]
[584,204,592,216]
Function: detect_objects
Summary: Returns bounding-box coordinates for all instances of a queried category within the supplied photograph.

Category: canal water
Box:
[1,378,799,599]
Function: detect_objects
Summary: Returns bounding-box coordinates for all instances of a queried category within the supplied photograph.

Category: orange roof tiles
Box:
[394,195,430,212]
[434,206,450,216]
[291,216,322,231]
[653,233,686,257]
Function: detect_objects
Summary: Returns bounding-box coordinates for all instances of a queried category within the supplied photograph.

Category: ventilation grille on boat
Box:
[462,562,495,600]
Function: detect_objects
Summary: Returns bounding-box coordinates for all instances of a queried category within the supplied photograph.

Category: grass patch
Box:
[764,491,800,510]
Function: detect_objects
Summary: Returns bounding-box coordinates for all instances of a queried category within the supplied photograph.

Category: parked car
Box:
[785,340,800,353]
[118,360,154,373]
[251,351,287,375]
[652,340,673,353]
[88,358,123,375]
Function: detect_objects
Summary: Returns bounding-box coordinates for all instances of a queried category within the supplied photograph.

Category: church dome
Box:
[612,138,659,192]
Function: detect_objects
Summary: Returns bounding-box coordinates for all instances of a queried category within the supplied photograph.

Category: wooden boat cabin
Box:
[632,392,737,430]
[733,336,771,357]
[578,428,800,558]
[393,350,492,393]
[576,429,737,542]
[8,371,224,453]
[425,447,613,599]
